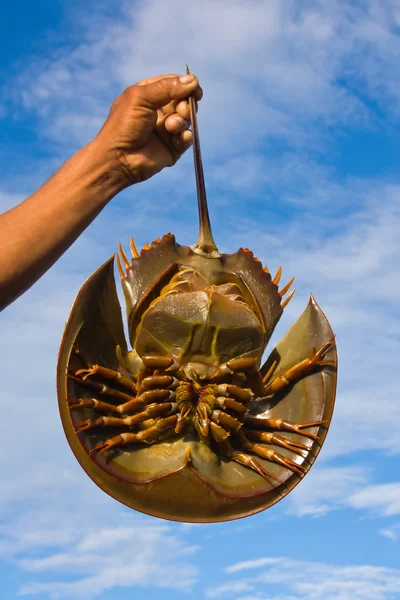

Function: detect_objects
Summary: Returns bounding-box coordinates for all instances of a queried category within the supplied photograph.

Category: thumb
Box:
[134,75,199,110]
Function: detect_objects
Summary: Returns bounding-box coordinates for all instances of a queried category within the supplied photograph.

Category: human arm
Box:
[0,73,201,311]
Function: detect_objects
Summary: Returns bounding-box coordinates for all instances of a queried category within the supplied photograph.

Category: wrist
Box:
[81,139,132,198]
[88,124,147,195]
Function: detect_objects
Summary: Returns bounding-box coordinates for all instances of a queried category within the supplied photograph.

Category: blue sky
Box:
[1,0,400,598]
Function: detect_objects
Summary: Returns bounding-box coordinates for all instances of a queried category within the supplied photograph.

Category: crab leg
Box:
[135,357,176,389]
[141,355,174,370]
[90,415,178,455]
[243,417,325,442]
[195,381,251,438]
[243,429,309,457]
[141,374,179,390]
[72,344,137,392]
[211,410,242,431]
[68,374,137,405]
[216,384,252,404]
[217,396,248,416]
[210,421,230,441]
[229,450,285,484]
[74,402,177,433]
[68,388,173,415]
[210,424,284,485]
[75,365,136,393]
[236,431,305,475]
[262,339,335,396]
[68,396,133,415]
[70,361,178,418]
[225,340,334,399]
[72,350,175,397]
[226,357,264,397]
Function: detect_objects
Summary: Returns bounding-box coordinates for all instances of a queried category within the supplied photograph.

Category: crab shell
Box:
[57,234,337,522]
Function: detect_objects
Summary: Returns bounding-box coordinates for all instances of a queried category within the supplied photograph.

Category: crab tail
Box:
[186,65,218,256]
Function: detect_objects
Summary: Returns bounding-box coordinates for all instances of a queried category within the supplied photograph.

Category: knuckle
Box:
[122,84,142,105]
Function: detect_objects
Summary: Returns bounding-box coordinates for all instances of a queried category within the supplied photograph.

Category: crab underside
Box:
[58,252,337,522]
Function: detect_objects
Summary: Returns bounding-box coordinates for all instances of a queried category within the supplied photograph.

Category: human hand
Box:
[95,73,202,188]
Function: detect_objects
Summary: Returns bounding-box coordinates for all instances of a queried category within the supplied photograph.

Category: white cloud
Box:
[380,523,400,543]
[348,483,400,517]
[17,525,198,597]
[206,580,254,598]
[0,461,198,599]
[285,466,368,517]
[225,557,287,574]
[209,556,400,600]
[17,522,198,597]
[237,596,298,600]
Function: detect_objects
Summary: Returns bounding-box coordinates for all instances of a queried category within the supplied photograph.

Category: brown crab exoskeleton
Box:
[57,69,337,522]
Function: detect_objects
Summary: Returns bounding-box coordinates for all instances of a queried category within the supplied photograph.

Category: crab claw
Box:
[74,367,95,380]
[270,434,309,457]
[196,403,210,437]
[230,450,286,486]
[175,402,193,434]
[74,418,103,433]
[313,337,335,362]
[67,398,96,410]
[89,435,125,455]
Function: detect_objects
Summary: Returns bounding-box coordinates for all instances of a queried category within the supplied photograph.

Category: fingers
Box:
[175,100,190,119]
[136,73,203,101]
[134,74,200,110]
[155,117,193,164]
[171,129,193,154]
[164,114,190,134]
[175,90,202,118]
[162,92,199,134]
[159,75,202,150]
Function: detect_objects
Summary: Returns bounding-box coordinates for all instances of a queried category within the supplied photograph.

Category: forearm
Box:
[0,140,125,311]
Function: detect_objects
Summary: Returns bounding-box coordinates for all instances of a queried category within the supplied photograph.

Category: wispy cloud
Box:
[17,523,198,598]
[380,523,400,543]
[225,557,285,574]
[348,483,400,516]
[209,556,400,600]
[285,466,368,517]
[0,462,198,598]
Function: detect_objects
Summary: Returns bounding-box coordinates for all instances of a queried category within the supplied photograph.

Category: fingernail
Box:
[180,74,196,84]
